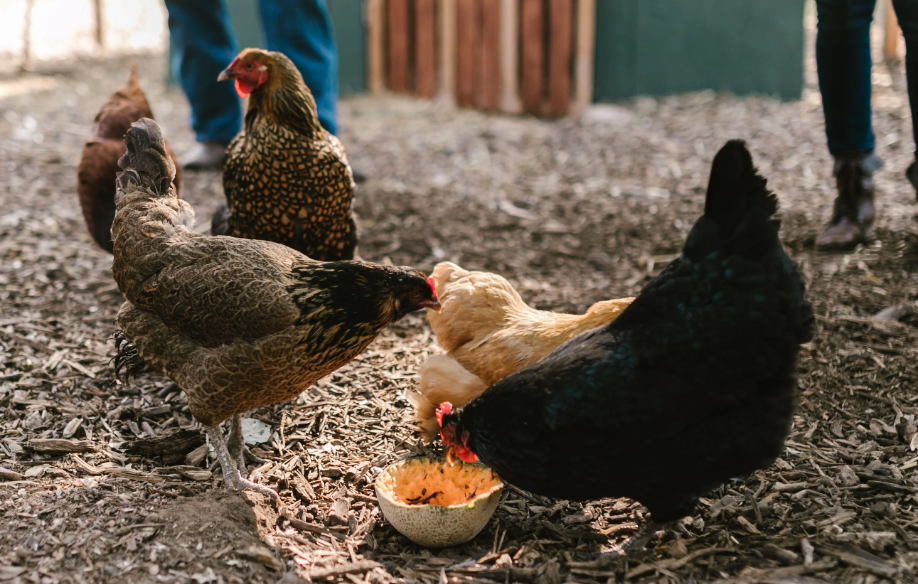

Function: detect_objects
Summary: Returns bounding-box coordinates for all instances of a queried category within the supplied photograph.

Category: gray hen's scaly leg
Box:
[207,424,278,499]
[226,414,266,476]
[226,414,247,474]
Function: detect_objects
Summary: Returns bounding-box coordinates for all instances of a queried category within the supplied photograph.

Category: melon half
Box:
[375,458,504,547]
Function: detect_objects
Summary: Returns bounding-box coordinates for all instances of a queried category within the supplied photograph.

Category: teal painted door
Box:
[594,0,805,101]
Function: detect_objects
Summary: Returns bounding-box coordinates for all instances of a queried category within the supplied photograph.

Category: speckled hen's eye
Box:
[409,290,422,302]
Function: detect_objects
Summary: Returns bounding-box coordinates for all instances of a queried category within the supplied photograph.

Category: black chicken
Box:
[438,140,814,550]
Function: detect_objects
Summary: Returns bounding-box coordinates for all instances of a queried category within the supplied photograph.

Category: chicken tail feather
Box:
[704,139,778,233]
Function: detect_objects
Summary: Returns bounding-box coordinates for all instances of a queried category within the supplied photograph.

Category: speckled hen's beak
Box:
[217,66,236,82]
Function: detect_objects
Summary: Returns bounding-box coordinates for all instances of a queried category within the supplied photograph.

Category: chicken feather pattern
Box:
[411,262,633,440]
[111,118,436,428]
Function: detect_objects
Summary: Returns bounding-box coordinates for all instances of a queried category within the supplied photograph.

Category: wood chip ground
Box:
[1,21,918,584]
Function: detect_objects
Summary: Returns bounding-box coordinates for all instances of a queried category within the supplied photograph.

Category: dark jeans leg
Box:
[892,0,918,154]
[164,0,242,144]
[815,0,878,156]
[258,0,339,135]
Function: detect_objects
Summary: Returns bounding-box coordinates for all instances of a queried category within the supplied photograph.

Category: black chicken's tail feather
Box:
[704,140,778,236]
[115,118,176,208]
[112,330,149,382]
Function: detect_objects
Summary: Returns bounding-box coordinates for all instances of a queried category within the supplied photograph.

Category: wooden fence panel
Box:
[367,0,385,94]
[520,0,543,114]
[415,0,437,97]
[373,0,590,114]
[573,0,595,111]
[478,0,501,110]
[499,0,520,113]
[548,0,572,115]
[438,0,457,103]
[387,0,410,93]
[456,0,479,107]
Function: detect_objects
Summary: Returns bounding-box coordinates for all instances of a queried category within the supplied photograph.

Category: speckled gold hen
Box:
[216,48,357,261]
[111,119,439,499]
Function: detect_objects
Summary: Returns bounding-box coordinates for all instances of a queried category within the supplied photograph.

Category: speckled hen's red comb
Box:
[427,277,437,296]
[435,402,453,427]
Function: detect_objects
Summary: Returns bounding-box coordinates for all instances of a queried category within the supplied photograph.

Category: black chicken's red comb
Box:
[436,402,453,427]
[427,277,437,297]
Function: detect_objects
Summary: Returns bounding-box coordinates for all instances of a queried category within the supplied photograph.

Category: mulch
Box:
[1,24,918,584]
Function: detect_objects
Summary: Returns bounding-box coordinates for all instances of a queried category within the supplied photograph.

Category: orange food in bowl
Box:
[375,458,503,547]
[379,459,502,506]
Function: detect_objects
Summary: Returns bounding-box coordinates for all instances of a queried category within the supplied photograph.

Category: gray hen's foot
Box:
[207,424,277,500]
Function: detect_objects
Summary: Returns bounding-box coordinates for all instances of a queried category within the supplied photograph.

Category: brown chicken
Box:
[76,66,181,252]
[409,262,633,440]
[215,48,357,261]
[112,118,439,498]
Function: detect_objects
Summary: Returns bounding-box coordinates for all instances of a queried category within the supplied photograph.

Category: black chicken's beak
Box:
[421,298,442,313]
[217,66,236,82]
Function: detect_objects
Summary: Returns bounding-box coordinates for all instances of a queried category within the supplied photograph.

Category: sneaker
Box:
[351,163,369,184]
[179,141,228,170]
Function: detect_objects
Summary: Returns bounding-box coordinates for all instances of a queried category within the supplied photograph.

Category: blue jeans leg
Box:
[815,0,877,156]
[892,0,918,154]
[258,0,339,135]
[164,0,242,144]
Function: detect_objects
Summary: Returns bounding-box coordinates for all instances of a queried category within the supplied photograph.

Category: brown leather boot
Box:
[815,154,880,252]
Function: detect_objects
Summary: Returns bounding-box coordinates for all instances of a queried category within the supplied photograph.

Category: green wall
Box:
[225,0,264,49]
[594,0,806,101]
[199,1,807,103]
[327,0,367,95]
[223,0,366,95]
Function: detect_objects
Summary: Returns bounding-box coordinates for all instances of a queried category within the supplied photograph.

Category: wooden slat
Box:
[92,0,104,47]
[387,0,410,93]
[572,0,596,112]
[884,0,901,59]
[548,0,572,115]
[415,0,437,98]
[478,0,501,110]
[437,0,457,104]
[520,0,543,114]
[456,0,479,107]
[366,0,386,94]
[499,0,521,113]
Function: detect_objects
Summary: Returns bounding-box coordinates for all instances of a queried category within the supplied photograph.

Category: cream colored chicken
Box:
[409,262,633,440]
